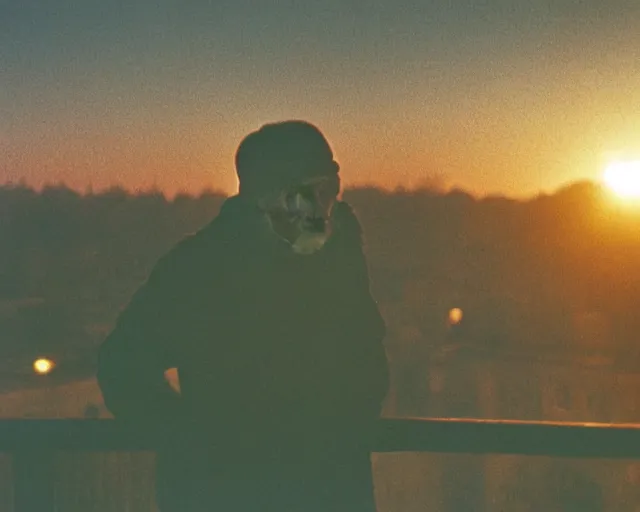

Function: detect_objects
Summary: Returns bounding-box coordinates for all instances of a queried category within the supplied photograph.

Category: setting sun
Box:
[603,160,640,200]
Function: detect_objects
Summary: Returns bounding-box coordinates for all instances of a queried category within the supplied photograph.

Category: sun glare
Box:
[603,160,640,200]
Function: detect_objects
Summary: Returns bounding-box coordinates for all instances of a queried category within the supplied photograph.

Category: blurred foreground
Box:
[2,449,640,511]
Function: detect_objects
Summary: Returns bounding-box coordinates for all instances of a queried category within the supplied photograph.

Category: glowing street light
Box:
[448,308,463,326]
[33,358,55,375]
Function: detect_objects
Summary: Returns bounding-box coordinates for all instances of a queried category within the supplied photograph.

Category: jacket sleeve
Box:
[350,236,389,419]
[97,243,192,423]
[336,202,389,422]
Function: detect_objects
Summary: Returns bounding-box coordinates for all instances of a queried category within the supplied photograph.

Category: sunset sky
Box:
[2,1,640,198]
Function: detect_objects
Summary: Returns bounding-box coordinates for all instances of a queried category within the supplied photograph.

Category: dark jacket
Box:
[97,195,389,512]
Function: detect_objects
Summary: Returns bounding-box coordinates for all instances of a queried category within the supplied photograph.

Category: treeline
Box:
[0,181,639,388]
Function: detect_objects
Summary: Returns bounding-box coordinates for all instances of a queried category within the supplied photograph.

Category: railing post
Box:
[13,448,55,512]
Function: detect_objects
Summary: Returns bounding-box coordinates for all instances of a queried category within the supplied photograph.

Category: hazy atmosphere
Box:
[3,2,640,511]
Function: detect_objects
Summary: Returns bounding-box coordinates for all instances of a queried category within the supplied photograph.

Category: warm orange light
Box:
[448,308,463,325]
[165,368,181,393]
[33,358,54,375]
[603,160,640,200]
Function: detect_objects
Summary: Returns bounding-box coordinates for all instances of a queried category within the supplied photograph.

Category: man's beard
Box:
[259,178,337,255]
[290,229,330,255]
[264,212,333,255]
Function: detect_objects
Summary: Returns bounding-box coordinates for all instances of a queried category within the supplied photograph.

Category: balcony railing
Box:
[3,417,640,511]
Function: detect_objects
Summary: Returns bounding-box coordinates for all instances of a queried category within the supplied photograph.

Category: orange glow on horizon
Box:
[0,117,583,200]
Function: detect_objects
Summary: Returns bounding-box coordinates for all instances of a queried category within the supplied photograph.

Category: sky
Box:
[2,0,640,198]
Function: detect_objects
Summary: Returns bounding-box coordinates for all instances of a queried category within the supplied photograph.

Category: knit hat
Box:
[235,120,340,196]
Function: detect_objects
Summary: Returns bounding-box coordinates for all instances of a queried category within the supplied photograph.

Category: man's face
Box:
[259,174,340,255]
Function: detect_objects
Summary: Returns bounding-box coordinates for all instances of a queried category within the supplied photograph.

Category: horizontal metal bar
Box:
[376,418,640,459]
[2,418,640,459]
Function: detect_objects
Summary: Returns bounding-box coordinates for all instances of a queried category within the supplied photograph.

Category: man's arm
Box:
[97,243,193,423]
[335,202,389,419]
[350,240,389,418]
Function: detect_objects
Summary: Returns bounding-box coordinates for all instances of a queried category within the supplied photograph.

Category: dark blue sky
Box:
[2,0,640,196]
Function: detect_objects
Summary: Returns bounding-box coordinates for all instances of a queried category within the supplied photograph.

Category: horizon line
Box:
[0,177,603,202]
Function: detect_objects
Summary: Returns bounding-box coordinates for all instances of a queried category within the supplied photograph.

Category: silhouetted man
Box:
[97,120,389,511]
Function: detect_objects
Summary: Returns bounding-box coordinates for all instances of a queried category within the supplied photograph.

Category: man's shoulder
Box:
[330,200,364,247]
[147,215,236,290]
[333,200,360,227]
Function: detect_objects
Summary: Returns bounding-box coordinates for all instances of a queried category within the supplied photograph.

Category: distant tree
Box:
[1,179,639,390]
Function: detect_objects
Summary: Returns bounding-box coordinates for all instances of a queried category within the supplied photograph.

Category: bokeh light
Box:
[33,358,55,375]
[448,308,463,325]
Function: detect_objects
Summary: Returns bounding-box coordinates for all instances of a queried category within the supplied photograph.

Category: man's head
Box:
[235,121,341,254]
